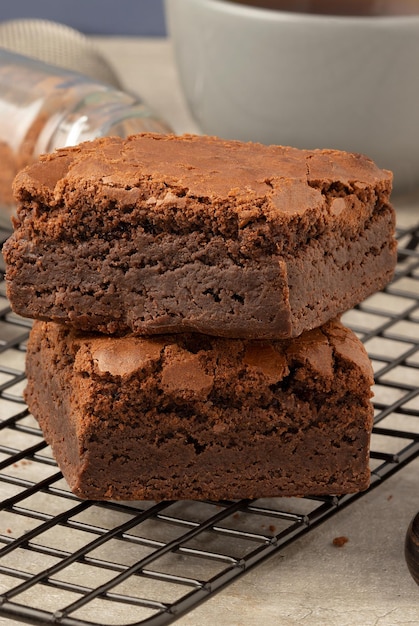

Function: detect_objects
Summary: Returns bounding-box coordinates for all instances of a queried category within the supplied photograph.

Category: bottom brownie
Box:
[25,318,374,501]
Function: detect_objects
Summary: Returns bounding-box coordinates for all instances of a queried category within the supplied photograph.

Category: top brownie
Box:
[4,133,396,339]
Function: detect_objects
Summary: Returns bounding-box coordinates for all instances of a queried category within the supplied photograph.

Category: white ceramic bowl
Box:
[165,0,419,192]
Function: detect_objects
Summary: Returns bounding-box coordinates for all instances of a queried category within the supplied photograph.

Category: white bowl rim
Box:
[180,0,419,24]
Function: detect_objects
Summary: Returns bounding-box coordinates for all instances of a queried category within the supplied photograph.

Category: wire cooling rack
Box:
[0,222,418,626]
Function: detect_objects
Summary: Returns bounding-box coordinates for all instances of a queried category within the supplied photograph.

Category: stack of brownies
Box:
[3,133,397,501]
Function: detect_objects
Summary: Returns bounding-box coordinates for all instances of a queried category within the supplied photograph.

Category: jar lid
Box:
[0,18,121,88]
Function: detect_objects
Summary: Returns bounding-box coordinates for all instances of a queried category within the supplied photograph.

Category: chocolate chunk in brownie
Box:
[4,133,396,339]
[25,318,374,501]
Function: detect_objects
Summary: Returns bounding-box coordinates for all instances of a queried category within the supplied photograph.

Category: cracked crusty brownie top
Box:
[11,133,393,247]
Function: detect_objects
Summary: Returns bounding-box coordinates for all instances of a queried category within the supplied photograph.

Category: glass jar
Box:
[0,48,171,226]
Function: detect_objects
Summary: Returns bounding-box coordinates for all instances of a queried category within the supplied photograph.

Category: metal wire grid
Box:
[0,222,418,626]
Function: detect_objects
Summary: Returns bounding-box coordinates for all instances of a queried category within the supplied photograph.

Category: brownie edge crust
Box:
[4,133,396,339]
[25,318,374,501]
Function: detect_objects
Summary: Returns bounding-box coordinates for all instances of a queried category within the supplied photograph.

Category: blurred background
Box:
[0,0,166,36]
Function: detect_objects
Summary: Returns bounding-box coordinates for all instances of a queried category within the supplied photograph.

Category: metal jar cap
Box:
[0,18,121,87]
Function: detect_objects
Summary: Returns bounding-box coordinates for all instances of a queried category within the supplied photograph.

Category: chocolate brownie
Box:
[4,133,396,339]
[25,318,374,501]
